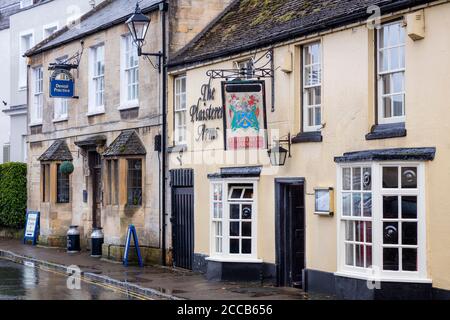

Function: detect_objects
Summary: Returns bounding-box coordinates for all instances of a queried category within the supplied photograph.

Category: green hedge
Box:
[0,162,27,229]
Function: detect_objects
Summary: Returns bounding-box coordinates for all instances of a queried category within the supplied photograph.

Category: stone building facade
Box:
[25,0,231,264]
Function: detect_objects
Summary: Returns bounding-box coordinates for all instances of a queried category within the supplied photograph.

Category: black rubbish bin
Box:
[67,225,81,253]
[91,228,104,258]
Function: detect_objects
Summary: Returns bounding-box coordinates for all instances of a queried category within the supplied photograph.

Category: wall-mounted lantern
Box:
[268,133,291,166]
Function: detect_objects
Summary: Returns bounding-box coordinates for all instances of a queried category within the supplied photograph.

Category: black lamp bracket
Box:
[271,132,292,158]
[138,48,164,73]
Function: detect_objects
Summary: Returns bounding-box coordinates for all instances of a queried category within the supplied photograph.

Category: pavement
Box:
[0,239,335,300]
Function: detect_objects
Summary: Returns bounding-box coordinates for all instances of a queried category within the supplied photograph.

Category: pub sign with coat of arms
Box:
[222,81,268,150]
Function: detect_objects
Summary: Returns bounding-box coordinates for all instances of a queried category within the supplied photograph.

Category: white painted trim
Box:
[334,271,432,284]
[206,257,263,263]
[88,43,105,114]
[120,34,139,109]
[302,40,323,132]
[336,161,427,281]
[209,179,259,260]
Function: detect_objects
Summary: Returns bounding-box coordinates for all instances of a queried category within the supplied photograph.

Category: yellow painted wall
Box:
[168,3,450,290]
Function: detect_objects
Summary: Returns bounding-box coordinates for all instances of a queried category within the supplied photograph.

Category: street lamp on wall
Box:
[126,2,165,72]
[268,133,292,166]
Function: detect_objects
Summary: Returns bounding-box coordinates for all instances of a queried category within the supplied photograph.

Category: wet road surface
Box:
[0,258,150,300]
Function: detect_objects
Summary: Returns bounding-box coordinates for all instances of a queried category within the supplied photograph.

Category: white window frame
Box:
[174,75,187,145]
[235,59,254,79]
[53,56,69,122]
[30,66,43,125]
[119,34,139,110]
[336,162,428,283]
[43,22,59,39]
[18,30,34,90]
[88,44,105,115]
[20,0,33,9]
[207,179,261,263]
[302,41,322,132]
[377,20,406,124]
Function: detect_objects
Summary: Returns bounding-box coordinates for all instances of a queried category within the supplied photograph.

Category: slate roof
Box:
[25,0,160,56]
[38,140,73,161]
[170,0,438,68]
[103,130,146,157]
[0,0,20,31]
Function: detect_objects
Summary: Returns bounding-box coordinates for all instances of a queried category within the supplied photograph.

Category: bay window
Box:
[302,42,322,131]
[377,21,406,124]
[338,162,426,281]
[89,44,105,114]
[174,75,187,145]
[31,66,43,124]
[210,180,258,260]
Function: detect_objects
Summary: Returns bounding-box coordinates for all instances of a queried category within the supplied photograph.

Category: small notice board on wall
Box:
[23,211,40,245]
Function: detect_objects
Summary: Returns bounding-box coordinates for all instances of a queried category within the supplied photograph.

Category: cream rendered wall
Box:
[169,3,450,290]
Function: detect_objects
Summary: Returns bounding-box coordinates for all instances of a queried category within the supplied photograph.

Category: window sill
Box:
[87,109,105,117]
[53,117,68,123]
[365,123,406,140]
[292,131,323,144]
[168,144,187,153]
[18,86,27,92]
[29,121,43,127]
[206,256,262,264]
[118,102,139,111]
[334,271,431,284]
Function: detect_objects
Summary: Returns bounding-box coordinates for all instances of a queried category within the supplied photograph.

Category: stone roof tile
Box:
[103,130,146,157]
[38,140,73,161]
[170,0,438,68]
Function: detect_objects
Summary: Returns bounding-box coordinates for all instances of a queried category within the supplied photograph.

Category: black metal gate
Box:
[170,169,194,270]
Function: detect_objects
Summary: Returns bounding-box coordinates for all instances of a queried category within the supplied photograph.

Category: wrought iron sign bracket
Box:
[205,48,276,112]
[48,40,85,73]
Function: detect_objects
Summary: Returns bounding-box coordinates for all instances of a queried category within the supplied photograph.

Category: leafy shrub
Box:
[0,162,27,228]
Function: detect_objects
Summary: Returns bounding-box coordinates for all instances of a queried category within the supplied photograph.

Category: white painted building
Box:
[2,0,101,163]
[0,0,20,164]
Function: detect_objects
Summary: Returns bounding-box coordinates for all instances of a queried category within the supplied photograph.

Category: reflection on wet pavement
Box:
[0,258,142,300]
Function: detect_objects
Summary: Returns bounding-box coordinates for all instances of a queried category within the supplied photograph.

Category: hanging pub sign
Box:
[222,80,268,150]
[49,69,74,98]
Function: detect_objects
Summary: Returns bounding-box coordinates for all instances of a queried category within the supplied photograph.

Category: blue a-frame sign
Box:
[123,225,143,267]
[23,211,40,245]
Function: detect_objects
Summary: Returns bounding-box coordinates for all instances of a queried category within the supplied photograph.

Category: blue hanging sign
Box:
[23,211,40,245]
[49,69,74,98]
[123,225,143,267]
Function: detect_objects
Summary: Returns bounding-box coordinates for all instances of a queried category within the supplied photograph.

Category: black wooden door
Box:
[172,187,194,269]
[276,181,305,288]
[89,152,102,228]
[289,184,305,287]
[171,169,194,270]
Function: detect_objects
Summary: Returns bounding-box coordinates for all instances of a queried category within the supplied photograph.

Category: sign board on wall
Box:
[49,69,74,98]
[222,81,268,150]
